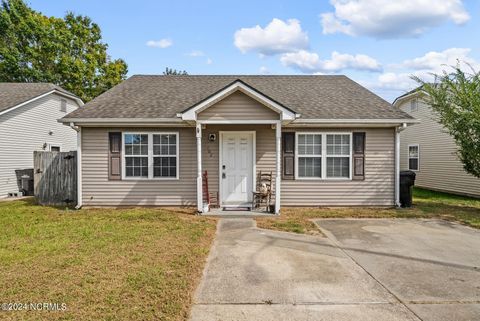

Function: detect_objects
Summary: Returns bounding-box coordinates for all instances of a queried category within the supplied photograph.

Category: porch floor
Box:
[203,208,276,217]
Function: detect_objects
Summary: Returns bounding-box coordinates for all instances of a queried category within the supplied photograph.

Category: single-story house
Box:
[394,89,480,198]
[0,83,83,199]
[60,75,416,213]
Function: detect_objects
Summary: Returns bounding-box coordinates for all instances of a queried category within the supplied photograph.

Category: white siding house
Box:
[0,83,83,198]
[394,92,480,198]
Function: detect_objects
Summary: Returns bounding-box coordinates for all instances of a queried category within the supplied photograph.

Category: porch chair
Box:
[252,171,273,212]
[202,171,211,211]
[202,171,219,211]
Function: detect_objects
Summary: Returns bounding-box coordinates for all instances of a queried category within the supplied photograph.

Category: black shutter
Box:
[282,132,295,180]
[109,132,122,180]
[352,132,365,180]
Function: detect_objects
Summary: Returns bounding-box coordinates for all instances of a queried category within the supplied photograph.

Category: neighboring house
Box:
[0,83,83,198]
[60,75,416,213]
[394,90,480,198]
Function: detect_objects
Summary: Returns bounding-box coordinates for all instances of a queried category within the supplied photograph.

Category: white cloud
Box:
[402,48,479,72]
[186,50,205,57]
[234,18,309,55]
[280,50,382,73]
[369,48,480,93]
[206,58,213,65]
[259,66,270,74]
[321,0,470,38]
[146,38,172,48]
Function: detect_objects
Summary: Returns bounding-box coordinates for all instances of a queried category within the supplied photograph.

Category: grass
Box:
[0,199,217,321]
[256,187,480,235]
[2,188,479,319]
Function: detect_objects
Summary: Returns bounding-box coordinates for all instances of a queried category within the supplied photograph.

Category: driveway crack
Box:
[315,222,425,321]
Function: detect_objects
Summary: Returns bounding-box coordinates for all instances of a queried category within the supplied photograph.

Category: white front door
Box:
[220,132,254,207]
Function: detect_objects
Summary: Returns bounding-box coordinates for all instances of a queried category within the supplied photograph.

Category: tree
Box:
[412,64,480,178]
[0,0,127,102]
[163,67,188,75]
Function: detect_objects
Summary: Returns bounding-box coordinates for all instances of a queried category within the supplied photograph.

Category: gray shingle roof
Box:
[0,83,77,114]
[64,75,413,120]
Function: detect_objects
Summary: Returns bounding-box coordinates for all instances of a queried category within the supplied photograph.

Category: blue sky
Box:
[29,0,480,102]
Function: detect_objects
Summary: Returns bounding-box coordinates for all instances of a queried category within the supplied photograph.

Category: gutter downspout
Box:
[395,123,407,207]
[69,122,82,209]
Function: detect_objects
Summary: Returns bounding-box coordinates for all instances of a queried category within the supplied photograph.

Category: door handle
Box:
[222,172,226,179]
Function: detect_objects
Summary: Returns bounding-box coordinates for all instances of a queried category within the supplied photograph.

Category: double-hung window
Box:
[408,145,419,171]
[297,134,322,178]
[123,132,179,179]
[326,134,351,178]
[296,132,352,179]
[153,134,177,178]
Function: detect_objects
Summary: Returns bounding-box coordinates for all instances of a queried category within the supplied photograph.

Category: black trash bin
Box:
[400,170,416,207]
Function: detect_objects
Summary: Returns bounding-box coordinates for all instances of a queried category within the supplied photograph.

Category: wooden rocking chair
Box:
[252,171,273,212]
[202,171,211,212]
[202,171,219,211]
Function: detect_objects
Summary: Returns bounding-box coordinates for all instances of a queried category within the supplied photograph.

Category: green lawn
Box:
[256,187,480,234]
[1,188,479,319]
[0,199,216,321]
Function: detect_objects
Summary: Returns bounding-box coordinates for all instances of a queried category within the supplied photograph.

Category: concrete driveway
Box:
[190,218,480,321]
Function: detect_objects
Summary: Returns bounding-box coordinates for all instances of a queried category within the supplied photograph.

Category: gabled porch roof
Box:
[178,79,299,122]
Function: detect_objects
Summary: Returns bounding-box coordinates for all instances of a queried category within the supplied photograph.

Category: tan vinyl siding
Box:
[198,91,279,120]
[81,127,197,206]
[399,98,480,197]
[81,126,395,207]
[201,125,276,204]
[0,94,78,198]
[281,128,395,206]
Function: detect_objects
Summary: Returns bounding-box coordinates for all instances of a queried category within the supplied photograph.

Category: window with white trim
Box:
[297,134,322,178]
[60,99,67,112]
[124,134,149,177]
[408,145,419,171]
[153,134,177,178]
[123,133,179,179]
[296,132,352,179]
[410,99,418,112]
[326,134,350,178]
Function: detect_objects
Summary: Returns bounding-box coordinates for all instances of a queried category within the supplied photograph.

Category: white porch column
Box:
[196,123,203,213]
[395,126,401,207]
[275,122,281,214]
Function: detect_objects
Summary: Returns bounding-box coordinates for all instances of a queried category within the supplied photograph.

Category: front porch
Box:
[196,123,282,214]
[175,80,300,214]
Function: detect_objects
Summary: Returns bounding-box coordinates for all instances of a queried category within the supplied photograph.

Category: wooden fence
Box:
[34,151,77,206]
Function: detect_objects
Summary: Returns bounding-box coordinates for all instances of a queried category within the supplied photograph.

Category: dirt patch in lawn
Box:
[256,187,480,235]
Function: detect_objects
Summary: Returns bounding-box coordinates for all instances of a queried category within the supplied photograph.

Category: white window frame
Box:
[408,144,419,171]
[60,99,67,112]
[122,132,179,180]
[410,99,418,112]
[295,132,323,179]
[295,132,352,180]
[46,143,62,152]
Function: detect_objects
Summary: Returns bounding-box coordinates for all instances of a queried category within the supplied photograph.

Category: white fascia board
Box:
[54,90,84,107]
[180,81,297,121]
[0,89,83,117]
[290,118,419,125]
[197,119,280,125]
[392,90,427,107]
[0,90,54,116]
[59,117,184,123]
